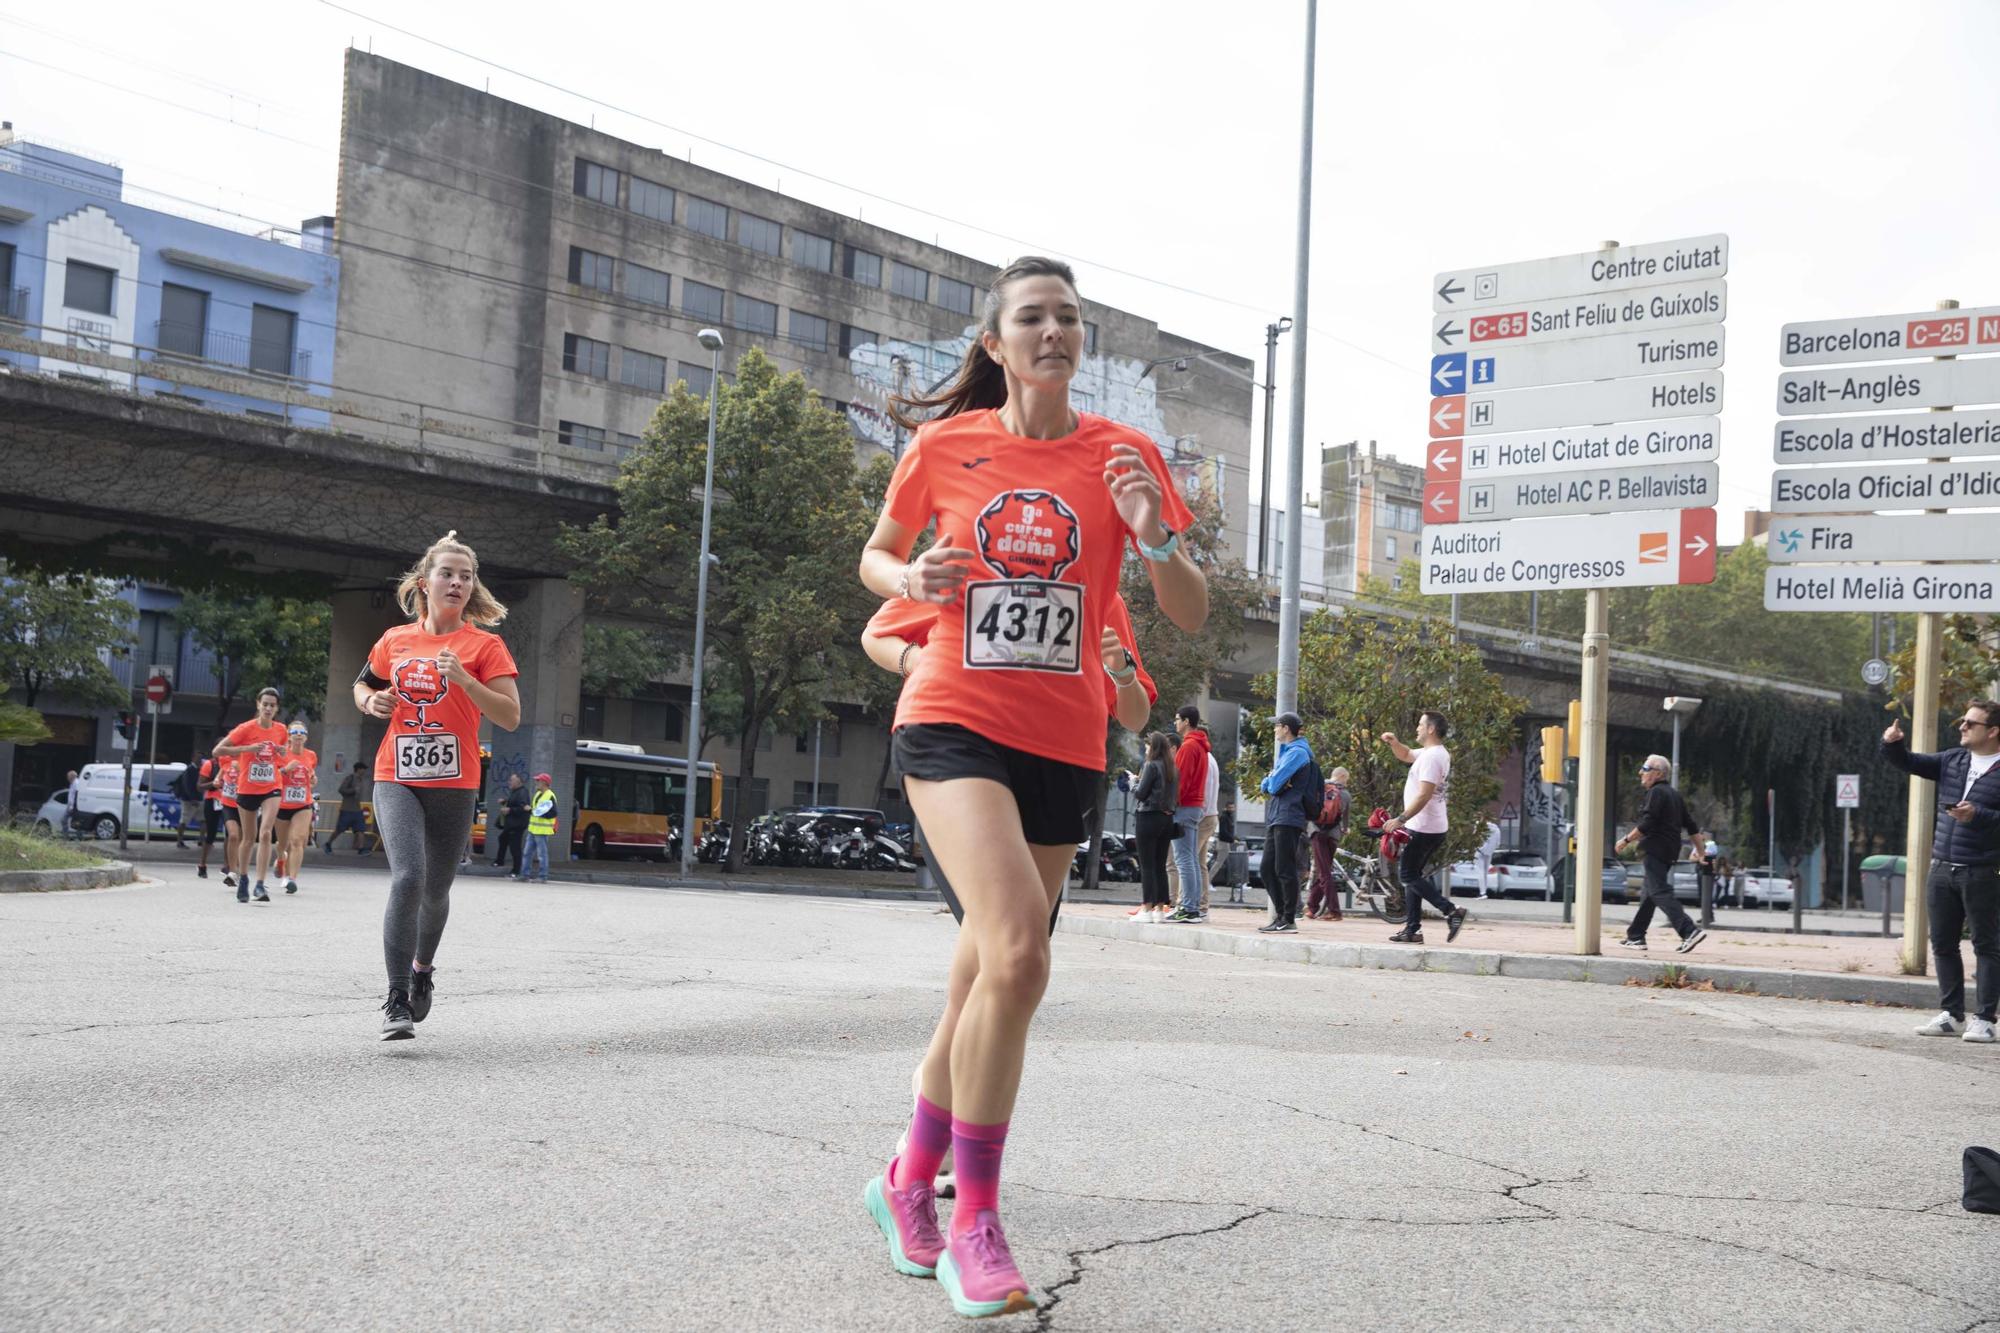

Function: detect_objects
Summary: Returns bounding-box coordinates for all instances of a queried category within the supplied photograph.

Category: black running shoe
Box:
[1446,909,1468,943]
[223,872,237,889]
[237,883,249,904]
[1388,928,1424,944]
[197,866,208,879]
[252,883,271,903]
[380,990,415,1040]
[1676,927,1708,954]
[1272,920,1298,933]
[410,969,435,1023]
[1255,921,1285,933]
[284,879,298,895]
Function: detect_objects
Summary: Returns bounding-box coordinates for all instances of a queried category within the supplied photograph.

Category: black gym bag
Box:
[1965,1146,2000,1214]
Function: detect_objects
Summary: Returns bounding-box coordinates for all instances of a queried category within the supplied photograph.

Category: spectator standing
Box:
[1614,755,1706,953]
[325,769,372,853]
[1256,712,1314,934]
[524,771,559,883]
[1130,733,1178,923]
[1882,704,2000,1043]
[1382,712,1468,945]
[1474,819,1502,899]
[493,772,530,877]
[1306,766,1351,920]
[1195,741,1220,917]
[64,770,80,837]
[1214,800,1238,901]
[172,753,205,849]
[1165,706,1212,922]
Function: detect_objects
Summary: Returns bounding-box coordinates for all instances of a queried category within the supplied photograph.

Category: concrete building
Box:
[330,52,1255,820]
[0,126,338,425]
[1320,440,1425,594]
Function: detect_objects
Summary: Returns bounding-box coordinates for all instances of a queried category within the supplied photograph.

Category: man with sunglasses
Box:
[1613,754,1706,953]
[1884,700,2000,1044]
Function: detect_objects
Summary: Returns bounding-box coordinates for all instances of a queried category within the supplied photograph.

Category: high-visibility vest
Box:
[528,788,558,836]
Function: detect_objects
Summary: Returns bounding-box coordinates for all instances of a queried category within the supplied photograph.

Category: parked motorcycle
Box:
[696,820,732,864]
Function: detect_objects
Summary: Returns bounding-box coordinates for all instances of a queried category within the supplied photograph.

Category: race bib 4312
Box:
[964,581,1083,673]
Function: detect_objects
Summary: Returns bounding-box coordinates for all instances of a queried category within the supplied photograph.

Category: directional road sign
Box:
[1780,304,2000,366]
[1432,235,1728,313]
[1419,507,1717,594]
[1430,370,1721,438]
[1778,357,2000,415]
[1763,513,2000,565]
[1773,406,2000,465]
[1765,566,2000,613]
[1429,328,1724,398]
[1769,459,2000,513]
[1424,461,1719,525]
[1835,774,1861,809]
[1427,418,1720,482]
[1861,658,1891,687]
[1432,278,1725,354]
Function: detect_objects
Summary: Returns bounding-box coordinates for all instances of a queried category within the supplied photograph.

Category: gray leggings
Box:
[373,782,478,993]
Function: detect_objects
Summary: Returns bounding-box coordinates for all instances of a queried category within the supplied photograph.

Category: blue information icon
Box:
[1471,356,1497,386]
[1429,353,1466,396]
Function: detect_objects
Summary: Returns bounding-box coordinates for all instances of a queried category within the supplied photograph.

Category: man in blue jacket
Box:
[1882,700,2000,1044]
[1257,712,1313,934]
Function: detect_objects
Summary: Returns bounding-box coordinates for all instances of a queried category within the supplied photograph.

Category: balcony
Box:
[153,321,312,381]
[1,286,26,323]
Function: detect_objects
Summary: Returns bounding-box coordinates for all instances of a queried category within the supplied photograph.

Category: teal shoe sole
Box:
[864,1175,936,1278]
[936,1249,1035,1318]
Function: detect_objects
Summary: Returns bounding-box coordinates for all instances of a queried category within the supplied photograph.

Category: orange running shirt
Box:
[225,720,290,796]
[365,623,519,789]
[217,755,238,807]
[867,591,1158,715]
[279,749,318,810]
[881,409,1192,769]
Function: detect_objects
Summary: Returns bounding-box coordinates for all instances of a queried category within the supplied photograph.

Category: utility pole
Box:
[1275,0,1316,718]
[1257,319,1290,578]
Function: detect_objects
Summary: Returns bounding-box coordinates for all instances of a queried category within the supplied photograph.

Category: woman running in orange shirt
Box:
[273,723,317,895]
[857,256,1206,1317]
[214,688,288,902]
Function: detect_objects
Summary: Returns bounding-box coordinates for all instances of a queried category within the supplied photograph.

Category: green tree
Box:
[176,593,333,725]
[1241,608,1526,868]
[0,702,53,746]
[1886,613,2000,720]
[579,623,666,700]
[560,347,886,867]
[0,571,131,710]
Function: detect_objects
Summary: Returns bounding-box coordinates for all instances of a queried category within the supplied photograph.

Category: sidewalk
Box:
[1059,901,1941,1010]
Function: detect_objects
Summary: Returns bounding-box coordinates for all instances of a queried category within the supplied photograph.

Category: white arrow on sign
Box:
[1446,370,1722,436]
[1780,304,2000,367]
[1419,507,1719,594]
[1432,399,1463,433]
[1764,513,2000,565]
[1778,358,2000,416]
[1770,459,2000,513]
[1432,235,1729,313]
[1766,565,2000,613]
[1772,406,2000,465]
[1438,461,1718,525]
[1432,278,1726,354]
[1453,327,1725,393]
[1436,419,1720,481]
[1428,489,1454,515]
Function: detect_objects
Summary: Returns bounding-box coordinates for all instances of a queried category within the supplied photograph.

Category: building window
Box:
[65,260,116,315]
[843,245,882,287]
[789,310,830,353]
[685,195,729,240]
[249,305,297,376]
[629,175,674,223]
[560,420,607,452]
[739,212,782,257]
[1084,321,1099,354]
[158,283,208,358]
[626,262,670,308]
[838,323,878,358]
[579,693,607,735]
[678,361,714,397]
[936,276,974,316]
[681,279,725,323]
[562,333,611,379]
[796,721,841,756]
[793,781,839,806]
[615,431,642,459]
[1378,499,1421,533]
[734,294,777,338]
[793,231,834,272]
[632,699,683,742]
[1392,570,1404,591]
[620,347,669,394]
[0,241,13,294]
[567,246,616,294]
[889,260,929,302]
[573,159,621,207]
[137,609,179,671]
[1385,536,1397,562]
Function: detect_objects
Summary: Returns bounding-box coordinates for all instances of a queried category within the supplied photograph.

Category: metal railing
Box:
[0,286,26,322]
[154,321,312,381]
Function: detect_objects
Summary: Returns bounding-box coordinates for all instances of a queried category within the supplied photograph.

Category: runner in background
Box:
[273,722,317,895]
[858,256,1204,1318]
[217,749,242,890]
[215,688,287,903]
[354,532,519,1041]
[195,756,223,880]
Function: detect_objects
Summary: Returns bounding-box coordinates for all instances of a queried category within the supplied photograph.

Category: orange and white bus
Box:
[571,741,723,861]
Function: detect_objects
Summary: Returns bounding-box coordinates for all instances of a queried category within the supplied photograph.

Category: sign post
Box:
[142,668,173,842]
[1425,235,1728,955]
[1835,774,1861,912]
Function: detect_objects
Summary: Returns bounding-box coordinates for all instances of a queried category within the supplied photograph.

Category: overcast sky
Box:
[7,0,1997,536]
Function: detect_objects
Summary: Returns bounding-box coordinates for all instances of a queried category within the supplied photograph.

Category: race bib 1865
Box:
[964,581,1083,673]
[393,733,462,782]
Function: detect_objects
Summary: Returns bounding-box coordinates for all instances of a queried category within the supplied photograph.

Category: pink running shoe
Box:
[937,1210,1035,1318]
[864,1159,944,1277]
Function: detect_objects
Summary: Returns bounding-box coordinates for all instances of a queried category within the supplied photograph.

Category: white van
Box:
[32,762,189,841]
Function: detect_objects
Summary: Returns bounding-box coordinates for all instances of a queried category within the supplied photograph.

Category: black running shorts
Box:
[893,723,1096,847]
[919,818,1064,937]
[237,792,276,815]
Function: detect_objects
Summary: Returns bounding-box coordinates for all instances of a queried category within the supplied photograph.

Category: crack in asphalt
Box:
[1536,1182,1976,1219]
[1031,1206,1275,1332]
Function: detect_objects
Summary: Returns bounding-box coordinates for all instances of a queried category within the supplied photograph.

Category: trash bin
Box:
[1218,848,1249,889]
[1860,855,1907,915]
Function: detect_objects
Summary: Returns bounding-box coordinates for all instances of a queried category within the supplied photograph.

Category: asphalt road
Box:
[4,863,1996,1331]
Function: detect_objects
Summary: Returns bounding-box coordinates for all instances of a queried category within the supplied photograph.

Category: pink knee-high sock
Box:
[892,1094,953,1192]
[948,1116,1009,1234]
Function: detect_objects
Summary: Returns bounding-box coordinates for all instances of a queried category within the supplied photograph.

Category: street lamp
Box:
[680,327,724,875]
[1662,696,1702,782]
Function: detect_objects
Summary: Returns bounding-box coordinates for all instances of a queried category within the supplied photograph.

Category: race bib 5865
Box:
[394,733,462,782]
[964,581,1082,674]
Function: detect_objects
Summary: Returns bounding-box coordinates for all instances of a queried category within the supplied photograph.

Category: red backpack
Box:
[1314,781,1349,831]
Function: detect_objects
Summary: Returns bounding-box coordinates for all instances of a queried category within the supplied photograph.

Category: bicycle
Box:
[1331,846,1404,923]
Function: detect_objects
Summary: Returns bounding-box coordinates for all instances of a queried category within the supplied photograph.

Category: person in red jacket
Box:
[1165,706,1212,920]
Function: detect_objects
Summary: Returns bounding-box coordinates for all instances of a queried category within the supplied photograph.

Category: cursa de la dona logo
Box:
[975,490,1081,581]
[392,657,450,730]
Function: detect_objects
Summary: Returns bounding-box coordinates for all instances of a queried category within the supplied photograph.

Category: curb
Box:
[1055,914,1937,1010]
[542,869,941,904]
[0,860,140,894]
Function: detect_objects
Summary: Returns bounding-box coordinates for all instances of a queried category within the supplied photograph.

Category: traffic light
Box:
[1539,726,1566,784]
[1565,700,1583,758]
[115,711,137,741]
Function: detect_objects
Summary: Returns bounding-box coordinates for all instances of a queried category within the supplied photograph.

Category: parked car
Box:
[1448,859,1484,894]
[1739,867,1796,910]
[1601,857,1633,904]
[1245,844,1265,889]
[32,763,188,841]
[1667,859,1703,903]
[1486,851,1554,900]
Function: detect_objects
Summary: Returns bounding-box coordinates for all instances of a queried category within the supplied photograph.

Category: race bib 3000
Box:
[964,581,1083,674]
